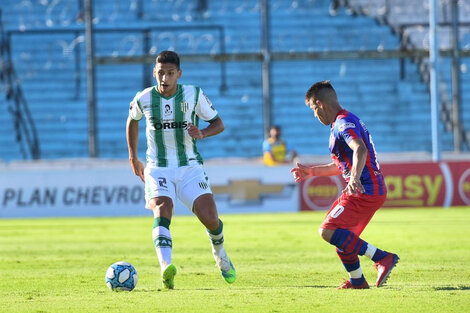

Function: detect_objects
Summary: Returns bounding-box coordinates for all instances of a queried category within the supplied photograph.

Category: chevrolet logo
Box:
[212,179,286,202]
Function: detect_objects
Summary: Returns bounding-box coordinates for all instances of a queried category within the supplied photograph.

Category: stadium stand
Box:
[346,0,470,150]
[0,0,468,162]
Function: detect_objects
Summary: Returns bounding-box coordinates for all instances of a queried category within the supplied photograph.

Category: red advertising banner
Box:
[300,161,470,211]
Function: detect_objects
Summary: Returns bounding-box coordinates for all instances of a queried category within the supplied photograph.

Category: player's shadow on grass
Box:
[296,285,404,289]
[132,287,218,292]
[433,285,470,291]
[294,285,332,289]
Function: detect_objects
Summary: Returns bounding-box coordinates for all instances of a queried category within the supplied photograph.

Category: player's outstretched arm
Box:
[187,117,225,140]
[126,117,145,182]
[291,162,341,182]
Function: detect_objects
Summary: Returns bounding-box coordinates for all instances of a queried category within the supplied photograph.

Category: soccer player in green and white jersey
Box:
[126,50,236,289]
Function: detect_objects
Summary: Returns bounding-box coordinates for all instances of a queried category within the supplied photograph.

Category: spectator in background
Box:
[263,125,298,166]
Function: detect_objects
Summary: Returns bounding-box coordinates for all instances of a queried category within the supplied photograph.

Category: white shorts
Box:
[144,164,212,210]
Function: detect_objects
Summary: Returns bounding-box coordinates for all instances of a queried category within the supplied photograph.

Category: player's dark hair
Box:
[305,80,337,102]
[156,50,180,69]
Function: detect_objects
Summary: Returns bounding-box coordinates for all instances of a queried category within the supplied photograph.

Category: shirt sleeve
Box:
[129,92,143,121]
[262,140,272,152]
[336,118,361,144]
[196,88,218,122]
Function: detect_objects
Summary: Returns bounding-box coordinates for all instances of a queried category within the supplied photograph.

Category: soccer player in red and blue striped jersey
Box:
[291,80,399,289]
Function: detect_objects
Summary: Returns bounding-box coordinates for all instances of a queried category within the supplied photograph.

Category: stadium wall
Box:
[1,156,470,218]
[0,160,298,218]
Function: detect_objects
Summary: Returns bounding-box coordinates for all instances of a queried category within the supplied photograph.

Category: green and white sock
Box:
[206,219,230,271]
[152,217,172,274]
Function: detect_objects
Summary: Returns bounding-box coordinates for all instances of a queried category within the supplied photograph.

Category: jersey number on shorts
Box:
[330,205,344,218]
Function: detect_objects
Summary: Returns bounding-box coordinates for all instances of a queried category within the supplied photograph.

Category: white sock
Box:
[152,226,172,274]
[348,267,364,279]
[207,230,224,254]
[206,227,230,272]
[364,243,377,259]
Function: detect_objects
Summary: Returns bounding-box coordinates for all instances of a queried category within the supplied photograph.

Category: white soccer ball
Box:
[105,261,138,291]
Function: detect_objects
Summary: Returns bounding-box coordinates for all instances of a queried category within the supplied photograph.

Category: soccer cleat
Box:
[221,260,236,284]
[337,279,370,289]
[162,264,177,289]
[214,253,236,283]
[374,253,399,287]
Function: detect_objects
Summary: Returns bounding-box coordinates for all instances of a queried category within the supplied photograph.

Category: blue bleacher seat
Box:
[1,0,468,162]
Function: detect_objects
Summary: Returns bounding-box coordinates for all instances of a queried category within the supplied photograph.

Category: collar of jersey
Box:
[153,84,182,100]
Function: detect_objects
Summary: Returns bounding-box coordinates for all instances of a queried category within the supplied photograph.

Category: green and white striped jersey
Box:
[129,84,219,168]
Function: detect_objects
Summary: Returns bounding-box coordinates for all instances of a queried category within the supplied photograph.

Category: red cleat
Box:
[374,253,399,287]
[337,279,370,289]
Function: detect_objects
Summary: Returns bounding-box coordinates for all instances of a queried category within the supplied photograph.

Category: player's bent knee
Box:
[149,196,174,218]
[318,227,334,242]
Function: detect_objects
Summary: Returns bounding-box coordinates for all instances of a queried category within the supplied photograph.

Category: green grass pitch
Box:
[1,207,469,313]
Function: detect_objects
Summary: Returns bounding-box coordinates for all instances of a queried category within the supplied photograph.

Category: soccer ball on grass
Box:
[105,261,138,291]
